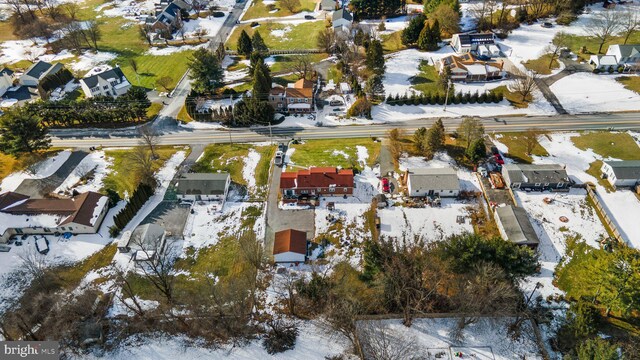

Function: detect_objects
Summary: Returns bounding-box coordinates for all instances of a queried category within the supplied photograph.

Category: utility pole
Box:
[443,80,452,112]
[228,129,233,144]
[268,122,273,144]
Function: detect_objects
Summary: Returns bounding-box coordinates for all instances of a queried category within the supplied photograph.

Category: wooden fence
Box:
[585,183,624,243]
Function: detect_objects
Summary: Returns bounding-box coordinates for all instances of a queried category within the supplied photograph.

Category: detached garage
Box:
[273,229,308,263]
[494,205,540,248]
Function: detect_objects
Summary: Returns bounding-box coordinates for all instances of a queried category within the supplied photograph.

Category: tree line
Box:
[386,90,504,106]
[109,183,155,237]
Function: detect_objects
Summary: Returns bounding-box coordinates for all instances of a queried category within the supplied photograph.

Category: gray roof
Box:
[613,44,640,58]
[455,32,495,46]
[130,223,165,250]
[0,67,14,77]
[503,163,568,184]
[81,67,127,89]
[25,60,52,79]
[604,160,640,180]
[321,0,338,10]
[407,167,460,191]
[332,8,352,22]
[176,172,230,195]
[495,205,540,246]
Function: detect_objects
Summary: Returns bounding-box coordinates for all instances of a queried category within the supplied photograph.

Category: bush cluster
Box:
[109,183,154,237]
[386,90,504,106]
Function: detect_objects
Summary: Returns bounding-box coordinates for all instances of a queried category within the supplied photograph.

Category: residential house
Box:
[19,61,66,87]
[149,0,191,33]
[273,229,307,263]
[451,32,496,55]
[438,53,504,82]
[175,172,231,202]
[600,160,640,188]
[79,66,131,98]
[590,44,640,71]
[0,191,109,243]
[280,167,354,204]
[128,223,167,262]
[269,78,315,113]
[494,205,540,248]
[501,163,570,191]
[320,0,339,11]
[0,68,14,97]
[332,8,353,31]
[404,168,460,197]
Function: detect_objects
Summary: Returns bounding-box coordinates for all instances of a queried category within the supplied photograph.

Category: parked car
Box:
[542,22,553,28]
[476,55,491,61]
[304,15,315,20]
[275,151,284,166]
[329,100,344,106]
[494,153,505,165]
[491,146,499,155]
[278,143,286,152]
[380,177,390,193]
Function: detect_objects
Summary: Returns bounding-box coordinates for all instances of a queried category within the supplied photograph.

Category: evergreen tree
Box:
[0,108,51,155]
[426,118,445,156]
[188,48,224,93]
[577,339,619,360]
[252,30,268,53]
[366,40,385,75]
[237,29,253,56]
[413,127,427,153]
[365,74,385,100]
[431,19,442,44]
[252,58,272,101]
[401,14,426,45]
[417,22,431,50]
[466,138,486,163]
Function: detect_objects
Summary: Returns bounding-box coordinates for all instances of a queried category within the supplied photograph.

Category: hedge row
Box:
[386,91,504,106]
[109,183,154,237]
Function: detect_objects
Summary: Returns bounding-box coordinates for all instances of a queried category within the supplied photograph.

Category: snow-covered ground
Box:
[69,51,118,73]
[146,43,207,56]
[357,317,542,360]
[54,151,112,195]
[383,48,454,97]
[0,150,72,192]
[550,73,640,113]
[243,148,261,191]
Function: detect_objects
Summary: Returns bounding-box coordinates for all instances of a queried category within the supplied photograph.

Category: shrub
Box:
[347,97,372,118]
[607,67,614,73]
[262,320,298,354]
[617,66,624,73]
[412,94,421,105]
[386,94,394,105]
[593,68,600,74]
[421,93,430,105]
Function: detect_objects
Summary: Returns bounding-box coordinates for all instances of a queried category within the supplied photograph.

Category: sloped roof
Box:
[503,164,568,184]
[286,87,313,98]
[0,67,14,77]
[294,78,313,89]
[495,205,540,246]
[130,223,165,250]
[604,160,640,180]
[0,192,29,211]
[321,0,338,10]
[407,168,460,191]
[24,61,52,79]
[609,44,640,58]
[81,67,127,89]
[176,172,230,195]
[274,229,307,255]
[332,8,352,22]
[280,167,354,189]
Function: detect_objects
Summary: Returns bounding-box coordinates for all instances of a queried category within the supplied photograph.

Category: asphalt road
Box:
[51,112,640,147]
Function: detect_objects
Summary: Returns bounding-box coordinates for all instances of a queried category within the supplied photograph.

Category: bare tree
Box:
[111,264,148,317]
[128,147,158,187]
[324,298,365,359]
[18,246,51,289]
[316,27,337,54]
[131,232,177,304]
[387,128,405,165]
[274,269,300,316]
[194,28,208,41]
[620,10,640,45]
[85,20,102,50]
[280,0,301,12]
[508,69,539,102]
[291,54,313,80]
[357,321,420,360]
[544,32,570,70]
[177,25,187,43]
[62,2,80,20]
[139,24,153,46]
[238,231,265,271]
[138,126,160,159]
[469,0,497,31]
[585,10,622,54]
[456,117,485,151]
[7,0,27,22]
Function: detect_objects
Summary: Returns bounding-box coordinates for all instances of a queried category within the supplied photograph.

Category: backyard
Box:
[410,61,442,95]
[495,133,550,163]
[290,138,380,170]
[242,0,318,20]
[523,54,560,75]
[227,21,326,50]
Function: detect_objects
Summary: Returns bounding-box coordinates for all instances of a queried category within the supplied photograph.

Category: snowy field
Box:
[357,317,542,360]
[550,73,640,113]
[54,151,112,195]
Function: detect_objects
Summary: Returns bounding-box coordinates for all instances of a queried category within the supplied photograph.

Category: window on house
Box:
[534,183,541,187]
[343,188,347,192]
[301,190,308,194]
[329,188,335,192]
[103,85,109,90]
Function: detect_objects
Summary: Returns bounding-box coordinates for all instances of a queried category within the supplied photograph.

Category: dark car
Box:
[278,143,286,152]
[494,153,505,165]
[381,178,390,193]
[491,146,499,155]
[476,55,491,61]
[304,15,315,20]
[542,22,553,28]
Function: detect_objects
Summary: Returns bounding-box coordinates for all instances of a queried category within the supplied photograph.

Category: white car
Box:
[275,151,284,166]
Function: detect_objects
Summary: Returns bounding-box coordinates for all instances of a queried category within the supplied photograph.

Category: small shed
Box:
[117,230,132,253]
[129,223,166,262]
[494,205,539,248]
[273,229,307,263]
[600,160,640,188]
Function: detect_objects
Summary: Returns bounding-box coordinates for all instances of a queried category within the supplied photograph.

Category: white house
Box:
[19,61,66,87]
[332,8,353,31]
[601,160,640,188]
[0,68,14,97]
[175,172,231,202]
[590,44,640,71]
[273,229,307,263]
[0,191,109,243]
[79,66,131,98]
[405,168,460,197]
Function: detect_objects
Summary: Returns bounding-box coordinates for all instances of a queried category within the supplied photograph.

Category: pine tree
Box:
[466,138,486,163]
[431,19,442,44]
[252,58,272,101]
[401,14,426,45]
[413,127,427,153]
[366,40,385,75]
[365,74,385,100]
[252,30,268,53]
[417,22,431,50]
[188,48,224,93]
[0,108,51,155]
[426,118,446,156]
[237,29,253,56]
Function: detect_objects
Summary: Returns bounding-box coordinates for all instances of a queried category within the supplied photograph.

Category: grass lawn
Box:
[411,61,442,95]
[523,54,560,75]
[192,144,276,188]
[571,132,640,160]
[0,21,18,41]
[558,32,640,62]
[103,146,181,197]
[227,21,327,50]
[491,85,531,108]
[54,244,117,291]
[242,0,317,20]
[177,104,193,123]
[496,133,549,164]
[327,63,343,83]
[146,102,163,119]
[227,56,248,71]
[269,53,328,73]
[0,150,62,185]
[585,160,616,192]
[290,138,381,171]
[616,76,640,95]
[381,31,406,53]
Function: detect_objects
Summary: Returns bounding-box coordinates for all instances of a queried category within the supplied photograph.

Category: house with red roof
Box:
[280,167,354,204]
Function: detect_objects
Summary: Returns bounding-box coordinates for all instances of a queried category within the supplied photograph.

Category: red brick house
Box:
[280,167,354,204]
[269,78,315,114]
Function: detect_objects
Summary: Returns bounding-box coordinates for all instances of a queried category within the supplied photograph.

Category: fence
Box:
[225,49,324,55]
[585,183,624,243]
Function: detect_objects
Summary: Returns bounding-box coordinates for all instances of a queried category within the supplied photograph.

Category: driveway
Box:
[15,150,88,198]
[265,163,315,257]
